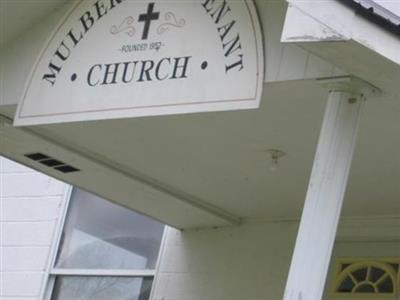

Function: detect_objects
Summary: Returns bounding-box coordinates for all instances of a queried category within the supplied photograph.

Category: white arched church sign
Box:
[15,0,264,126]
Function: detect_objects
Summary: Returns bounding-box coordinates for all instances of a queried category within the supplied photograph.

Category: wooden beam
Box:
[283,77,379,300]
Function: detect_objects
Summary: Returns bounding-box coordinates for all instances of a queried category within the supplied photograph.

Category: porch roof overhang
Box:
[342,0,400,35]
[282,0,400,99]
[1,0,400,229]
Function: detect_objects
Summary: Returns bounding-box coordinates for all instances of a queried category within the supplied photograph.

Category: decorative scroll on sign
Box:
[15,0,264,126]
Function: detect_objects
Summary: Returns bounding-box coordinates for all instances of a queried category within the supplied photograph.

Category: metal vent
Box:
[24,152,80,174]
[54,165,80,174]
[25,153,50,161]
[39,159,65,167]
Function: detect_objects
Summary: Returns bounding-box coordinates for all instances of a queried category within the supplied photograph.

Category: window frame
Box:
[330,257,400,299]
[40,186,167,300]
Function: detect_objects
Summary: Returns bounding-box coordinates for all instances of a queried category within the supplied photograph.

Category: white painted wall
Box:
[0,157,69,300]
[152,220,400,300]
[152,222,297,300]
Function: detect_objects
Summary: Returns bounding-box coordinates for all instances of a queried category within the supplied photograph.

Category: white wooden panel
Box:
[256,0,346,83]
[151,223,298,300]
[0,156,69,300]
[287,0,400,66]
[2,247,49,271]
[1,221,55,246]
[2,173,65,197]
[282,1,400,98]
[15,1,264,126]
[1,197,62,221]
[304,54,338,79]
[152,219,400,300]
[338,217,400,242]
[0,157,34,173]
[1,272,43,297]
[1,298,37,300]
[276,46,309,81]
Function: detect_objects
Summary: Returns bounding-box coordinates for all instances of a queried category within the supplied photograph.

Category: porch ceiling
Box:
[0,0,68,47]
[2,77,399,228]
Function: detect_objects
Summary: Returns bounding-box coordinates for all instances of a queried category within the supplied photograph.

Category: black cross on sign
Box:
[138,2,160,40]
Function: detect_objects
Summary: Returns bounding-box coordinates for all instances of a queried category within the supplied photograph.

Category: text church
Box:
[1,1,400,299]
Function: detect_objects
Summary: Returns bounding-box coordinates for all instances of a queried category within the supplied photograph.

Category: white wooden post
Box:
[283,77,379,300]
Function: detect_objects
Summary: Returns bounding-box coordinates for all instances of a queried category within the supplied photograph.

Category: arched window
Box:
[334,261,397,295]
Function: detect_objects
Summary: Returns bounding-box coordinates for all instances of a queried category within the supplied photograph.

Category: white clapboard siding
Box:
[1,221,56,246]
[2,247,50,271]
[1,158,34,173]
[2,197,62,221]
[1,298,37,300]
[151,224,299,300]
[151,219,400,300]
[1,273,43,297]
[0,157,70,299]
[2,173,65,197]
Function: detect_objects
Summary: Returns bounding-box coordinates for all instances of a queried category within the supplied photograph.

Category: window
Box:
[46,188,165,300]
[333,259,400,297]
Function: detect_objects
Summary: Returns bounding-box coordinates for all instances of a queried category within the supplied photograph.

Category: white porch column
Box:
[283,77,379,300]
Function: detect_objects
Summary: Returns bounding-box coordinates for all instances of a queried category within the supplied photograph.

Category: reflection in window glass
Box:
[56,188,164,269]
[51,276,153,300]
